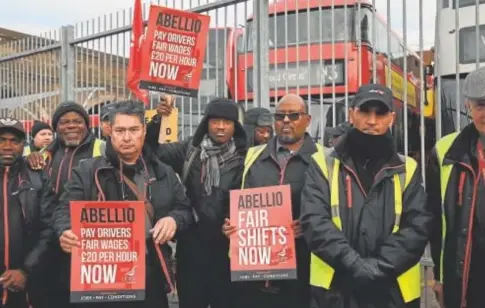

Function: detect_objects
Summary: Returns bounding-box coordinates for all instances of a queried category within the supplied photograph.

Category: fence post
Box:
[252,0,270,108]
[60,25,75,103]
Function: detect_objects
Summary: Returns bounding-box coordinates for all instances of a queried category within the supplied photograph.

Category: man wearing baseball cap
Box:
[428,66,485,308]
[0,118,57,308]
[301,84,431,307]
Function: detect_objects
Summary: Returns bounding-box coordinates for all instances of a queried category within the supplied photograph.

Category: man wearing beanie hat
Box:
[0,118,57,308]
[25,101,104,307]
[23,121,53,156]
[27,101,104,195]
[147,95,247,308]
[243,107,274,146]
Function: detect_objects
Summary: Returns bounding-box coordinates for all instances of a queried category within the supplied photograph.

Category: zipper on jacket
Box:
[55,148,69,193]
[458,172,466,207]
[2,167,9,306]
[456,162,478,308]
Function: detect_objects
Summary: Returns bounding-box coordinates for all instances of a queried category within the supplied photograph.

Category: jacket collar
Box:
[331,130,405,184]
[444,123,479,165]
[259,133,317,164]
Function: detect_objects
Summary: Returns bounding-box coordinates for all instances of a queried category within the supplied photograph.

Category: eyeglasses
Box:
[274,112,306,122]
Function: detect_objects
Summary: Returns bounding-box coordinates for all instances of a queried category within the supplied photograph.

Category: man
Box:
[52,100,193,307]
[149,96,247,308]
[0,118,57,308]
[325,121,351,148]
[428,66,485,308]
[100,103,114,139]
[243,107,274,146]
[224,93,317,308]
[301,84,432,307]
[23,120,54,156]
[27,101,104,194]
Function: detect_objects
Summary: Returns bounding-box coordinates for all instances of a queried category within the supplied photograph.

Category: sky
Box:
[0,0,436,51]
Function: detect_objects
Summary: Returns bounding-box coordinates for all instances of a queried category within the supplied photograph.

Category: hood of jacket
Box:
[243,107,273,146]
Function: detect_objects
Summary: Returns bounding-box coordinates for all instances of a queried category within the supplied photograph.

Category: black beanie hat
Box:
[52,101,89,129]
[31,121,53,138]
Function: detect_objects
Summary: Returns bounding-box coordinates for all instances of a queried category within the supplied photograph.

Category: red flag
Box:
[127,0,149,105]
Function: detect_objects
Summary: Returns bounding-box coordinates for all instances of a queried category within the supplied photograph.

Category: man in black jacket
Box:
[428,66,485,308]
[300,84,432,307]
[27,101,105,195]
[223,93,317,308]
[243,107,274,146]
[148,96,247,308]
[0,118,56,308]
[52,100,192,307]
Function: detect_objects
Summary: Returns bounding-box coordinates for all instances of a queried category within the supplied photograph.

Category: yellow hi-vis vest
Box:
[23,139,104,159]
[241,143,326,188]
[309,145,421,303]
[434,132,460,284]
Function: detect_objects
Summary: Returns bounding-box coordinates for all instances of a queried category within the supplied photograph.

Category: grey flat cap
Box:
[464,66,485,100]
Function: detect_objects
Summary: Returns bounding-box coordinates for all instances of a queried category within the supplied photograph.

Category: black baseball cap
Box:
[0,118,26,139]
[352,84,394,111]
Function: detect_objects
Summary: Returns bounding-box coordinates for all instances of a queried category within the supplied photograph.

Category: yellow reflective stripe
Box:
[397,264,421,302]
[92,139,103,157]
[23,146,31,157]
[393,173,402,233]
[241,144,267,189]
[435,132,458,283]
[331,159,342,230]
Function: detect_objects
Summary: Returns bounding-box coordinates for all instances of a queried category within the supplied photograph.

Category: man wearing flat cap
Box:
[428,66,485,308]
[301,84,431,307]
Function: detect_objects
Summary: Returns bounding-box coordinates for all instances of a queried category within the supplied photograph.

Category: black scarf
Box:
[346,128,395,192]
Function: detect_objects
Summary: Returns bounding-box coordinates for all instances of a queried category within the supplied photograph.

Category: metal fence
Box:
[1,0,485,306]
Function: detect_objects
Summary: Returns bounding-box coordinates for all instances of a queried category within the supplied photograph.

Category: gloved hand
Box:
[348,257,386,287]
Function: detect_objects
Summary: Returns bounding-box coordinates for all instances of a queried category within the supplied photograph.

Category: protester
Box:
[149,95,247,308]
[27,101,104,194]
[428,66,485,308]
[223,93,316,308]
[100,103,115,139]
[52,100,193,307]
[243,107,274,146]
[23,120,53,156]
[324,121,351,147]
[0,118,57,308]
[301,84,432,307]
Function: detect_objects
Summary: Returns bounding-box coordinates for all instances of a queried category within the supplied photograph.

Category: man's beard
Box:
[278,135,300,144]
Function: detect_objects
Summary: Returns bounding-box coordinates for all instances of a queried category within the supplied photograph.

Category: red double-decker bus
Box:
[233,0,436,155]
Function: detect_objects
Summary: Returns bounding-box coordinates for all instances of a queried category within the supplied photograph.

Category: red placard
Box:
[139,5,211,97]
[70,201,146,303]
[229,185,297,282]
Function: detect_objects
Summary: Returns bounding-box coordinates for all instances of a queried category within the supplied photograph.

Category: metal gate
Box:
[1,0,484,306]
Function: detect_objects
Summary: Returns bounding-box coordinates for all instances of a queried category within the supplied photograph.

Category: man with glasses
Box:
[223,93,318,308]
[428,66,485,308]
[243,107,274,146]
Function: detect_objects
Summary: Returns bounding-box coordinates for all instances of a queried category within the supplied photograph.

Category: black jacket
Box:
[0,160,56,280]
[301,133,431,308]
[145,114,247,276]
[52,145,193,292]
[427,124,485,308]
[241,134,317,303]
[45,132,101,195]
